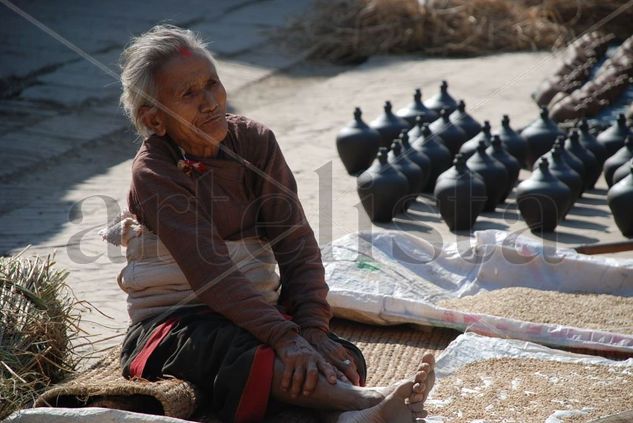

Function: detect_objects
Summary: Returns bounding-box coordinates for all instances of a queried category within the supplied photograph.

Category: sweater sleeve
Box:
[253,127,332,332]
[128,141,299,347]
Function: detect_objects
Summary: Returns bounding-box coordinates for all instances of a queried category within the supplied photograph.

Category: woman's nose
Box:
[200,88,217,112]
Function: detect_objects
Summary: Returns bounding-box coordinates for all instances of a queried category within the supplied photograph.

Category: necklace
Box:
[176,148,208,176]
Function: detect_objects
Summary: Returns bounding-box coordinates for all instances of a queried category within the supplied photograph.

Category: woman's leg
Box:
[270,353,435,422]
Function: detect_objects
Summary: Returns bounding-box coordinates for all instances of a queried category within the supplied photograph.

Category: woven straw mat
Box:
[35,345,198,419]
[330,318,459,386]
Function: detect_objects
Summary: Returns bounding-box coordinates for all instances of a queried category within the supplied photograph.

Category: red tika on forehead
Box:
[178,46,192,57]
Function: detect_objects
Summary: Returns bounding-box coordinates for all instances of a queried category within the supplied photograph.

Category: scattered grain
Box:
[437,287,633,334]
[427,357,632,422]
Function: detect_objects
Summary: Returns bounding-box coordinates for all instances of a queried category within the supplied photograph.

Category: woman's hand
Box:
[302,328,361,386]
[273,332,338,398]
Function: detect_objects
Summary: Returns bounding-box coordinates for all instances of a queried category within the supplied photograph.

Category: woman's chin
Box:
[201,121,228,142]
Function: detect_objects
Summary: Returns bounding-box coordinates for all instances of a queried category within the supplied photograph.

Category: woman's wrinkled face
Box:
[152,50,228,154]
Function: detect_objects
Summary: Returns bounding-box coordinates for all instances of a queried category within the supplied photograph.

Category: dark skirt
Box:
[120,306,366,423]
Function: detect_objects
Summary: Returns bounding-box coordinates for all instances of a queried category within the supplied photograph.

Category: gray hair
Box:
[119,24,215,138]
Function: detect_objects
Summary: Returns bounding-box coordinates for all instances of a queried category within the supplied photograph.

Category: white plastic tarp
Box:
[4,407,191,423]
[425,332,633,422]
[322,230,633,353]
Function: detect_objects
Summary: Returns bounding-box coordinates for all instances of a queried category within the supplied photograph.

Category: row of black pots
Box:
[337,81,485,176]
[338,97,633,180]
[341,89,633,235]
[367,81,466,153]
[357,143,633,238]
[520,109,633,169]
[356,130,522,226]
[357,132,441,223]
[435,151,573,233]
[500,132,633,234]
[356,126,633,236]
[337,104,528,178]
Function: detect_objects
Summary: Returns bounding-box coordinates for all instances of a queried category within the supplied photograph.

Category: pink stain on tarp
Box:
[525,323,543,335]
[443,310,456,322]
[463,314,481,325]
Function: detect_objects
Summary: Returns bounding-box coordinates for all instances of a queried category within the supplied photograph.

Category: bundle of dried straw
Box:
[0,254,81,419]
[282,0,633,63]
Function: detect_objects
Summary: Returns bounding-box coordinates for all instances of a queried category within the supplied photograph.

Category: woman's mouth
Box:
[201,114,222,126]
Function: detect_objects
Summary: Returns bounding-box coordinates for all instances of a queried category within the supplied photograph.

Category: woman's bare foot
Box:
[333,353,435,422]
[410,353,435,405]
[336,380,415,423]
[374,353,435,408]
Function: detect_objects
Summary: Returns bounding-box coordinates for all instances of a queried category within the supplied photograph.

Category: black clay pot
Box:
[612,158,633,186]
[459,120,492,160]
[547,143,582,217]
[449,100,482,140]
[399,131,431,192]
[336,107,382,175]
[425,80,458,114]
[577,118,608,165]
[412,124,453,193]
[565,129,601,190]
[516,158,572,232]
[434,153,487,231]
[499,115,528,168]
[487,135,521,200]
[466,141,509,210]
[538,137,587,193]
[429,108,468,157]
[407,116,426,141]
[521,107,565,168]
[604,136,633,187]
[369,101,411,149]
[357,148,409,222]
[607,163,633,237]
[597,114,633,158]
[388,139,424,208]
[396,88,438,126]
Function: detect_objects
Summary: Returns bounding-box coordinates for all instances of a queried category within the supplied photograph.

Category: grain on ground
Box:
[437,287,633,334]
[427,357,632,422]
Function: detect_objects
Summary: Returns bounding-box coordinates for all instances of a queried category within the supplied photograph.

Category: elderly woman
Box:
[116,24,434,423]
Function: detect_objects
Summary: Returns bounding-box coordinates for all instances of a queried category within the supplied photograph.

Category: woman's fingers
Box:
[317,359,338,384]
[335,367,350,383]
[302,361,319,395]
[320,343,361,386]
[336,356,361,386]
[290,365,305,398]
[281,360,294,392]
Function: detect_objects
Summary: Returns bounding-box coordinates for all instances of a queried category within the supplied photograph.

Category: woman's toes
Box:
[392,380,414,399]
[414,369,428,384]
[422,353,436,368]
[417,362,430,373]
[409,391,426,404]
[412,381,426,396]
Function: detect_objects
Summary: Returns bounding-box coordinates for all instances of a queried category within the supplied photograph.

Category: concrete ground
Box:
[1,0,631,365]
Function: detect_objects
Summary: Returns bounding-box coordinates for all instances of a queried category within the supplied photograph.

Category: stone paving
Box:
[1,0,631,366]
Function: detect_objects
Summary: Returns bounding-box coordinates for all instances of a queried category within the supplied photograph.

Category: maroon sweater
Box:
[127,114,331,347]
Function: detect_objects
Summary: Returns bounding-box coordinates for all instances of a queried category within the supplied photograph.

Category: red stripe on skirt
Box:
[128,318,178,378]
[234,345,275,423]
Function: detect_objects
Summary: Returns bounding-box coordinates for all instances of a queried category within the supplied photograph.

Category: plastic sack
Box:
[323,230,633,353]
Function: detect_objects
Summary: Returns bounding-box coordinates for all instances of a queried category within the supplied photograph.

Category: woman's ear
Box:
[139,105,166,136]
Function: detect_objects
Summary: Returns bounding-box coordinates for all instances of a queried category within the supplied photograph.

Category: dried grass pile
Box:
[282,0,633,63]
[0,254,82,419]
